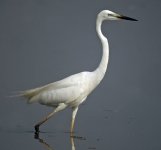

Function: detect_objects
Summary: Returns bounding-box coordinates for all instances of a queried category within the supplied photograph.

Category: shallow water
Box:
[0,127,102,150]
[1,93,161,150]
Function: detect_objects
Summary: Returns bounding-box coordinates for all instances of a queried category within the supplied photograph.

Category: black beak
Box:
[117,15,138,21]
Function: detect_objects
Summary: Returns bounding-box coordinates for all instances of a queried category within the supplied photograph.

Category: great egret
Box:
[19,10,137,134]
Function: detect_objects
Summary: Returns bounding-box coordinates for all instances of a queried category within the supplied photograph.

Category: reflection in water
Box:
[35,135,54,150]
[34,133,76,150]
[0,128,98,149]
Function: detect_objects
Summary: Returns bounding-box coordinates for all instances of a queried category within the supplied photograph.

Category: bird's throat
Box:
[94,16,109,84]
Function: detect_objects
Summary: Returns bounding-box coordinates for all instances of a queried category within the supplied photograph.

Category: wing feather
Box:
[20,72,90,104]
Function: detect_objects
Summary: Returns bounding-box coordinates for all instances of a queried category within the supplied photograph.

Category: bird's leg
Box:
[34,110,57,133]
[70,107,78,135]
[70,136,75,150]
[34,103,67,133]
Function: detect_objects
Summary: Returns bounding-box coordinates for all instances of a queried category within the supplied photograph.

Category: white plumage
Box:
[23,72,98,107]
[19,10,137,134]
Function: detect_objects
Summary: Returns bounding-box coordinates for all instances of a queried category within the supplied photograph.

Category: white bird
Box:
[19,10,137,134]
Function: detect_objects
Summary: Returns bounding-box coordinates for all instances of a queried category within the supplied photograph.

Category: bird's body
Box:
[20,10,137,134]
[23,71,100,107]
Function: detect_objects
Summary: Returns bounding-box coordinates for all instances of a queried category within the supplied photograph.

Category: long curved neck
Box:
[93,17,109,83]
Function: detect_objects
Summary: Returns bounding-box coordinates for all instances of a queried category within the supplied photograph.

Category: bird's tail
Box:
[10,87,43,103]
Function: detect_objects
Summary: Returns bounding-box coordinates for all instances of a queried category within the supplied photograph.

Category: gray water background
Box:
[0,0,161,149]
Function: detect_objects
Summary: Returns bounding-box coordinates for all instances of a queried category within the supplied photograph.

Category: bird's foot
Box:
[35,125,39,132]
[34,131,39,139]
[34,125,40,138]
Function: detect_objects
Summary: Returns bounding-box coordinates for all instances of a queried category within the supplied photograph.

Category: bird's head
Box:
[98,10,137,21]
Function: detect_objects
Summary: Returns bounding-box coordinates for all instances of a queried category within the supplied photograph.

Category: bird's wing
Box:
[21,71,91,104]
[35,85,84,106]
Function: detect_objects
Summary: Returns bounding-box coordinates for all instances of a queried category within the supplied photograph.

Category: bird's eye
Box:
[108,14,113,17]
